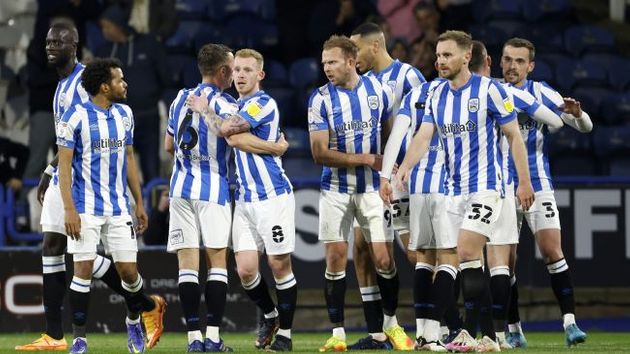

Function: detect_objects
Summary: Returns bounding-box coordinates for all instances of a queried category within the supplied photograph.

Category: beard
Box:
[442,65,461,81]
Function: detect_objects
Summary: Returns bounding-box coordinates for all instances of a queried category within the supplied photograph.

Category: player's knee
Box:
[236,263,258,282]
[405,250,416,265]
[42,234,67,256]
[373,253,393,271]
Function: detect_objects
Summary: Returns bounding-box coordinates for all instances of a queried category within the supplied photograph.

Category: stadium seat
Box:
[289,58,321,90]
[548,126,597,175]
[607,58,630,90]
[469,25,508,53]
[265,87,295,124]
[600,93,630,125]
[530,60,553,83]
[515,22,565,54]
[264,60,289,87]
[165,54,196,87]
[283,127,311,158]
[572,87,613,113]
[208,0,268,20]
[472,0,522,22]
[592,126,630,175]
[548,125,591,155]
[564,25,615,56]
[550,156,598,176]
[161,88,179,106]
[486,19,526,38]
[222,14,277,49]
[555,59,608,92]
[192,23,223,53]
[175,0,211,20]
[182,62,201,88]
[609,157,630,175]
[165,21,205,54]
[522,0,571,22]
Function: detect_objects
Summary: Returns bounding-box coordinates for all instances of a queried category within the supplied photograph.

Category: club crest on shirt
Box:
[122,116,131,130]
[367,95,379,110]
[387,80,397,92]
[468,98,479,113]
[59,93,66,109]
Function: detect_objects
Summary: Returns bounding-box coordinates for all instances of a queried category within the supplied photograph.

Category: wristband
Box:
[44,164,55,176]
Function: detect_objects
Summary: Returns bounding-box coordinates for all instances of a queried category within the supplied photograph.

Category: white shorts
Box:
[40,183,66,235]
[446,190,503,241]
[409,193,454,250]
[68,214,137,256]
[488,192,519,245]
[517,191,561,234]
[167,198,232,252]
[319,191,393,243]
[390,176,410,233]
[232,193,295,255]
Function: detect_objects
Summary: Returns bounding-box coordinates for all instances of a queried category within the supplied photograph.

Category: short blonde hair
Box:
[437,30,473,51]
[235,48,264,70]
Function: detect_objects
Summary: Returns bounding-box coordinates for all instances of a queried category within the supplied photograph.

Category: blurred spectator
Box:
[96,4,168,182]
[435,0,473,32]
[389,38,410,63]
[409,3,439,79]
[143,189,169,245]
[108,0,178,41]
[377,0,422,43]
[0,136,29,192]
[23,0,102,180]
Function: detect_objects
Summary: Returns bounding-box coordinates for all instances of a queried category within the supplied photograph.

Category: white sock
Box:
[423,319,440,342]
[370,332,387,341]
[277,328,291,339]
[125,316,140,325]
[206,326,220,342]
[496,331,506,343]
[332,327,346,341]
[508,322,523,334]
[383,314,398,330]
[563,313,576,329]
[188,330,203,344]
[416,318,426,339]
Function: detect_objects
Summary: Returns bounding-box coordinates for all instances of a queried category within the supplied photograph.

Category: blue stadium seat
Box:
[487,19,526,37]
[515,22,564,54]
[222,14,278,49]
[472,0,522,22]
[581,53,621,67]
[182,62,201,88]
[592,127,630,177]
[571,87,613,121]
[208,0,272,20]
[530,60,553,83]
[265,87,295,123]
[264,60,288,87]
[193,24,223,53]
[550,156,598,176]
[548,126,597,175]
[609,157,630,175]
[161,88,179,106]
[548,126,591,155]
[469,25,508,52]
[607,58,630,90]
[555,59,608,92]
[523,0,571,22]
[289,58,321,90]
[175,0,211,20]
[564,25,615,56]
[165,54,196,87]
[283,127,311,158]
[600,93,630,125]
[165,21,205,54]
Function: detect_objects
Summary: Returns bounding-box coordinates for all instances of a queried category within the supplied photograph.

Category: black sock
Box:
[547,259,575,315]
[275,274,297,330]
[478,275,495,340]
[360,286,384,334]
[376,268,399,316]
[428,265,457,326]
[206,268,228,327]
[122,275,153,318]
[324,270,346,326]
[69,277,91,338]
[43,272,66,340]
[414,263,434,321]
[490,268,511,332]
[461,261,485,338]
[243,273,276,315]
[178,271,201,331]
[507,275,520,325]
[444,271,463,331]
[93,256,126,296]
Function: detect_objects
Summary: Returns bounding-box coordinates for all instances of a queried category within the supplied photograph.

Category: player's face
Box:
[217,53,235,90]
[322,47,354,87]
[501,45,534,85]
[233,56,263,96]
[435,40,468,81]
[45,28,75,68]
[105,67,128,102]
[350,35,376,74]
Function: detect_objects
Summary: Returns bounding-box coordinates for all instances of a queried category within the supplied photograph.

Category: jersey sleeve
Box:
[167,89,185,137]
[488,80,517,125]
[421,85,437,125]
[123,106,135,145]
[397,90,414,119]
[238,95,275,129]
[402,66,426,94]
[509,85,540,117]
[380,83,395,122]
[539,81,564,116]
[307,89,329,132]
[207,90,238,118]
[56,106,80,149]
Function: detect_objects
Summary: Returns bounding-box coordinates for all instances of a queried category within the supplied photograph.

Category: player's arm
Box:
[57,146,81,240]
[37,153,58,204]
[164,133,174,155]
[226,132,289,156]
[395,121,435,190]
[558,97,593,133]
[380,83,395,146]
[379,113,412,204]
[510,87,563,129]
[186,94,251,137]
[310,130,381,169]
[125,145,148,234]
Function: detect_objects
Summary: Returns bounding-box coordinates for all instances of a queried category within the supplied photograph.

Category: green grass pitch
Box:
[1,332,629,353]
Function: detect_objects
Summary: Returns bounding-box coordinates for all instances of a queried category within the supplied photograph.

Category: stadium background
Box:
[1,0,629,335]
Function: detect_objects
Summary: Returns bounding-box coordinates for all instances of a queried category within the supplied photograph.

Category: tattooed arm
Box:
[186,94,251,137]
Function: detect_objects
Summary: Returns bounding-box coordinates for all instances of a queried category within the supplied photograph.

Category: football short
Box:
[445,190,503,241]
[319,190,393,243]
[488,190,519,245]
[68,214,137,256]
[409,193,454,250]
[517,191,561,234]
[167,197,232,252]
[390,173,410,233]
[232,192,295,255]
[40,183,67,235]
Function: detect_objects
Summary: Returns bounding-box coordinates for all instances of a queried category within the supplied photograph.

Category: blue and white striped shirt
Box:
[366,60,425,164]
[398,80,446,195]
[56,101,134,216]
[422,74,516,196]
[167,83,237,204]
[507,80,563,192]
[234,90,292,202]
[308,76,394,194]
[52,63,90,185]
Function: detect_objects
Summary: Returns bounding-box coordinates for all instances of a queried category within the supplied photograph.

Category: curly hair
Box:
[81,58,123,96]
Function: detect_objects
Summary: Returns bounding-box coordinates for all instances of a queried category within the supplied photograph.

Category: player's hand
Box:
[135,206,148,234]
[379,177,394,205]
[516,182,535,211]
[37,173,52,205]
[186,94,210,114]
[394,166,410,192]
[562,97,582,118]
[64,208,81,240]
[367,154,383,171]
[276,133,289,156]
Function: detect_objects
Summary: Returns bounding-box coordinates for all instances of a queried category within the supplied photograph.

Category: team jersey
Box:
[366,59,425,164]
[167,83,237,205]
[398,79,446,195]
[56,101,134,216]
[308,75,394,194]
[422,74,516,196]
[507,80,563,192]
[52,63,90,185]
[233,90,292,202]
